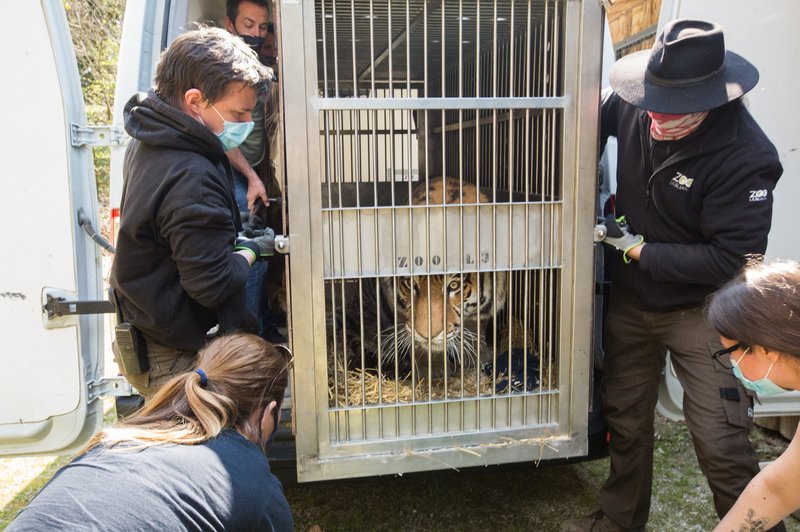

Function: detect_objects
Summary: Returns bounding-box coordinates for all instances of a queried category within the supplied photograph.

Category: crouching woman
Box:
[8,332,293,531]
[707,260,800,531]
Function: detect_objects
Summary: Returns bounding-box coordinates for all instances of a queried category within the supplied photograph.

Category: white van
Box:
[1,0,797,482]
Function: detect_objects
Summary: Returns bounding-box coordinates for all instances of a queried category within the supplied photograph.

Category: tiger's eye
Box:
[448,279,461,291]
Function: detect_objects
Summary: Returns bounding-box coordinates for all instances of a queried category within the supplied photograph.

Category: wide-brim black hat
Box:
[610,19,759,114]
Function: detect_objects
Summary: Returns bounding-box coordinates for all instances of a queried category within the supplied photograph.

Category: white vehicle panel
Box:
[0,1,104,455]
[0,2,80,423]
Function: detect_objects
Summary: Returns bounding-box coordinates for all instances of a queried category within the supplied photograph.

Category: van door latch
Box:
[70,124,129,147]
[43,294,115,319]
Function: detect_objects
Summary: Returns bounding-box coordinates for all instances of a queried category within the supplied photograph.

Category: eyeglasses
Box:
[711,342,748,370]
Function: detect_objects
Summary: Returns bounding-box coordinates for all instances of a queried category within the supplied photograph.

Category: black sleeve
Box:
[599,87,620,153]
[158,174,250,309]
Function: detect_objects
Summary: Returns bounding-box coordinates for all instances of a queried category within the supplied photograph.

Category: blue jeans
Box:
[233,170,269,337]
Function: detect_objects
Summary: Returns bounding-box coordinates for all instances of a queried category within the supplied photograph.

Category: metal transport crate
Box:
[280,0,603,481]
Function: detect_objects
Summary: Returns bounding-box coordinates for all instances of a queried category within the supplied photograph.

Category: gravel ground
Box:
[3,413,798,531]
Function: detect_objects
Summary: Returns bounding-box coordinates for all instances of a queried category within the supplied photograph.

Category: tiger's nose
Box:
[408,323,444,342]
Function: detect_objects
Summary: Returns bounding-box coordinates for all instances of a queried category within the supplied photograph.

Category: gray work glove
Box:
[240,212,267,238]
[603,214,644,264]
[234,227,276,261]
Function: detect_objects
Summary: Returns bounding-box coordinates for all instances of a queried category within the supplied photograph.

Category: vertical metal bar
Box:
[345,1,368,440]
[488,0,499,430]
[321,1,334,232]
[423,0,428,99]
[456,17,470,404]
[440,0,446,177]
[330,2,345,213]
[454,0,465,421]
[405,0,411,96]
[533,10,543,419]
[388,0,393,94]
[329,281,340,441]
[473,0,482,433]
[506,1,517,418]
[370,0,376,95]
[331,1,340,97]
[358,280,367,419]
[338,279,350,441]
[522,0,533,426]
[548,0,562,424]
[321,0,329,98]
[351,0,361,206]
[386,0,402,413]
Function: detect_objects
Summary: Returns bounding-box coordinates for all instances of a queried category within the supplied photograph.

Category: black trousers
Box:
[599,289,785,531]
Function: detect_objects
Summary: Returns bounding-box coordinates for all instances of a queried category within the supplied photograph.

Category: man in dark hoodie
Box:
[109,27,274,399]
[564,20,783,532]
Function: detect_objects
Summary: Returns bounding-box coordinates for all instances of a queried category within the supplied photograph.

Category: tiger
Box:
[330,177,507,380]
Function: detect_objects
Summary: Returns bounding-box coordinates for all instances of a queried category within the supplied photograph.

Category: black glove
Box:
[234,227,276,261]
[240,212,268,238]
[603,214,644,264]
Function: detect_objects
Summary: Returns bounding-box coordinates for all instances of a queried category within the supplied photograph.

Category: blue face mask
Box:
[209,102,254,151]
[731,347,790,396]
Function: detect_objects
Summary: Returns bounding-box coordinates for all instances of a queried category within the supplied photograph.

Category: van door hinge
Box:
[88,377,134,401]
[70,124,128,147]
[43,294,115,319]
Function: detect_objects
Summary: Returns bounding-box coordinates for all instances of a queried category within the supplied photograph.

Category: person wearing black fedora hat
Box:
[563,19,784,532]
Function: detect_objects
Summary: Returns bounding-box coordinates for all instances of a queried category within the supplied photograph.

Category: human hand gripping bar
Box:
[601,213,644,264]
[234,227,276,261]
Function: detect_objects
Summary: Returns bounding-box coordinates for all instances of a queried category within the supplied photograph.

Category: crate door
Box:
[282,0,602,482]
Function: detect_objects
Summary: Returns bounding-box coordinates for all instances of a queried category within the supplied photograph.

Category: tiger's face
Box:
[379,271,504,377]
[376,177,507,378]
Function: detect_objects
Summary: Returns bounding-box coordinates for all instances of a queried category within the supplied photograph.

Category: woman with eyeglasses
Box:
[707,259,800,531]
[7,332,293,532]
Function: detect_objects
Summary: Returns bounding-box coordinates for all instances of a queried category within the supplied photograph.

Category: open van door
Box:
[656,0,800,421]
[0,1,118,456]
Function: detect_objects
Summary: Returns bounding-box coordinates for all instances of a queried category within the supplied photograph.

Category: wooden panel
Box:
[605,0,661,53]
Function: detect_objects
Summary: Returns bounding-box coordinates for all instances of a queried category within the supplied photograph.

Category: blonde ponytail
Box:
[82,333,291,453]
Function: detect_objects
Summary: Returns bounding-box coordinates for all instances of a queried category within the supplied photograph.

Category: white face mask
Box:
[731,347,790,396]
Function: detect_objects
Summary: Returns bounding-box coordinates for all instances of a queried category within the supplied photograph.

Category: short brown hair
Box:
[707,259,800,357]
[154,26,270,108]
[226,0,269,22]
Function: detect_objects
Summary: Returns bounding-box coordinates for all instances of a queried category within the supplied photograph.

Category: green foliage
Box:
[64,0,126,201]
[64,0,125,122]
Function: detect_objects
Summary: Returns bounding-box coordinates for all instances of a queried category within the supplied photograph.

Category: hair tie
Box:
[195,369,208,387]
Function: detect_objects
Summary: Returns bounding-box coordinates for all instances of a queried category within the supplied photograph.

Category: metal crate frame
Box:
[280,0,602,482]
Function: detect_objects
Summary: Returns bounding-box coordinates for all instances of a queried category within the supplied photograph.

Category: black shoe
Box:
[561,510,644,532]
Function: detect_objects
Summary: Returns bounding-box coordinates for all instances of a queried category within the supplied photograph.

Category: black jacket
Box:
[110,91,254,351]
[601,91,782,311]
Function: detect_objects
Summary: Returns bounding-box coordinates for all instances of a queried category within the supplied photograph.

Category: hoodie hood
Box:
[123,90,226,161]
